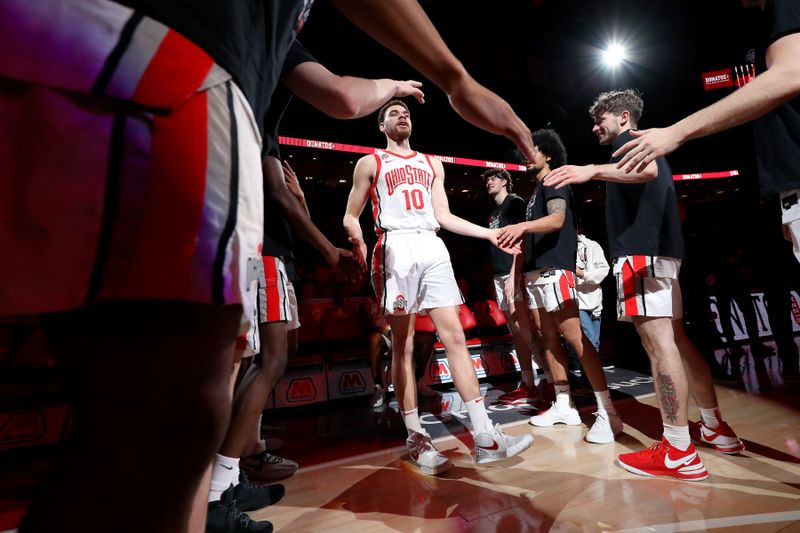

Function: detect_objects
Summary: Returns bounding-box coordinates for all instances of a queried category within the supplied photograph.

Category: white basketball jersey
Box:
[370,150,439,234]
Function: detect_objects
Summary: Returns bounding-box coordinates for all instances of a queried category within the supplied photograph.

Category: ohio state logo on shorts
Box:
[393,294,408,313]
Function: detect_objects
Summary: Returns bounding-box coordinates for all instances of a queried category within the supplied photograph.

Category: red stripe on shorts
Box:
[133,29,214,107]
[559,271,572,301]
[621,260,640,316]
[263,257,282,322]
[632,255,647,277]
[372,233,385,305]
[129,90,208,297]
[371,153,383,231]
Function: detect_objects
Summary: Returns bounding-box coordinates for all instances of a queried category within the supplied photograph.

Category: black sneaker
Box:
[240,451,298,483]
[232,471,286,512]
[206,486,273,533]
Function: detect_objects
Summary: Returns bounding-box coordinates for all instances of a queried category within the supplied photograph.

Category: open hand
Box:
[612,126,683,174]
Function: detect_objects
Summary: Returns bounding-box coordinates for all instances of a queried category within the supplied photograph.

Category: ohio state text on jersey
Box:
[370,150,439,234]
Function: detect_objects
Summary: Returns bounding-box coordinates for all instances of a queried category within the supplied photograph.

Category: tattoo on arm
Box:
[657,373,680,424]
[546,198,566,216]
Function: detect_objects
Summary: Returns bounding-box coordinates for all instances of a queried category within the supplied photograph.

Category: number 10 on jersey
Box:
[402,189,425,210]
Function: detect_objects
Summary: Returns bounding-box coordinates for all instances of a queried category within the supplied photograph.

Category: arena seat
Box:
[458,304,483,349]
[471,299,513,344]
[320,304,370,360]
[414,313,437,333]
[296,299,336,356]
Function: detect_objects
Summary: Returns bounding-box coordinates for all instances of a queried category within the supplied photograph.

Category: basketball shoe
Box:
[529,402,581,427]
[240,451,298,483]
[617,437,708,481]
[689,420,745,454]
[497,383,539,405]
[585,411,623,444]
[206,485,273,533]
[406,429,452,475]
[474,423,534,464]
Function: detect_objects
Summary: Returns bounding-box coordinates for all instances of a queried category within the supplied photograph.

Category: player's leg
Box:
[22,302,240,533]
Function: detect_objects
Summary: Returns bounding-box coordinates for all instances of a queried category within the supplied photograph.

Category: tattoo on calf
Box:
[657,373,680,424]
[546,198,566,216]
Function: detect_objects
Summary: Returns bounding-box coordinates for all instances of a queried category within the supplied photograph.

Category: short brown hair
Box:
[377,99,410,127]
[482,168,513,192]
[589,88,644,126]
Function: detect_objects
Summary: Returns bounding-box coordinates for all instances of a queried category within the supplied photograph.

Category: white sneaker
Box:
[529,402,581,427]
[369,384,386,408]
[417,379,438,398]
[406,429,452,475]
[585,411,623,444]
[474,423,534,464]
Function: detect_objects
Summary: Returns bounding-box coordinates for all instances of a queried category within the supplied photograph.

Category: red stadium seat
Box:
[472,299,508,329]
[297,299,336,350]
[414,313,437,333]
[458,304,482,348]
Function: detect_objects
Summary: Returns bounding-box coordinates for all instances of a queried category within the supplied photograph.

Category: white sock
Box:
[402,407,424,435]
[554,384,571,410]
[465,396,493,434]
[663,424,691,452]
[208,453,240,502]
[699,406,721,429]
[594,389,616,415]
[521,370,535,388]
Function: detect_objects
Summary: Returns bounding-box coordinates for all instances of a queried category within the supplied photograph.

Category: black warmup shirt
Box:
[488,194,526,275]
[606,130,685,260]
[753,0,800,196]
[115,0,313,134]
[262,40,317,259]
[522,179,577,272]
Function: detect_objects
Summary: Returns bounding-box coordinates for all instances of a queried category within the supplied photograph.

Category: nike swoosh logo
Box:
[664,451,697,469]
[701,427,717,439]
[220,465,234,470]
[481,440,500,451]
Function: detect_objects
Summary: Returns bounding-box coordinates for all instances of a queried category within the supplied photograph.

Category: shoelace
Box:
[239,471,268,494]
[222,497,252,526]
[259,452,283,465]
[642,441,666,465]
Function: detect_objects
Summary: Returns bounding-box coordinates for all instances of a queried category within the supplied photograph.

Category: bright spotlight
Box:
[602,43,627,67]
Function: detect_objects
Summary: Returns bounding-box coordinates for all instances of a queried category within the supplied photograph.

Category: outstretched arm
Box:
[284,61,425,119]
[612,31,800,173]
[330,0,535,162]
[343,155,375,269]
[496,198,565,247]
[544,161,657,189]
[429,157,520,253]
[264,156,362,282]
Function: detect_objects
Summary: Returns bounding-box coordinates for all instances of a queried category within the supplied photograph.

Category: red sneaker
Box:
[618,437,708,481]
[690,420,745,455]
[498,384,540,405]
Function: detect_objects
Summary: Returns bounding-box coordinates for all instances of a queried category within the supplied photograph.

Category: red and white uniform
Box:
[369,150,461,315]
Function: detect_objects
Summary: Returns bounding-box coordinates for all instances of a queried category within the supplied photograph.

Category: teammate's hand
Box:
[325,247,364,284]
[348,236,369,271]
[495,224,525,248]
[447,78,535,164]
[612,126,684,174]
[395,80,425,104]
[282,160,304,199]
[544,165,594,189]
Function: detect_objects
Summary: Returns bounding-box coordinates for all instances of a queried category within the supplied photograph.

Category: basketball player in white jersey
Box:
[343,100,534,474]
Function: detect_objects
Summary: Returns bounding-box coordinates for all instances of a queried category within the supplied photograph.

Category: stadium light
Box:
[602,43,627,68]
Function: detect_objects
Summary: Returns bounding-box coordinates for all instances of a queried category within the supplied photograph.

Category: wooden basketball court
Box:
[252,385,800,532]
